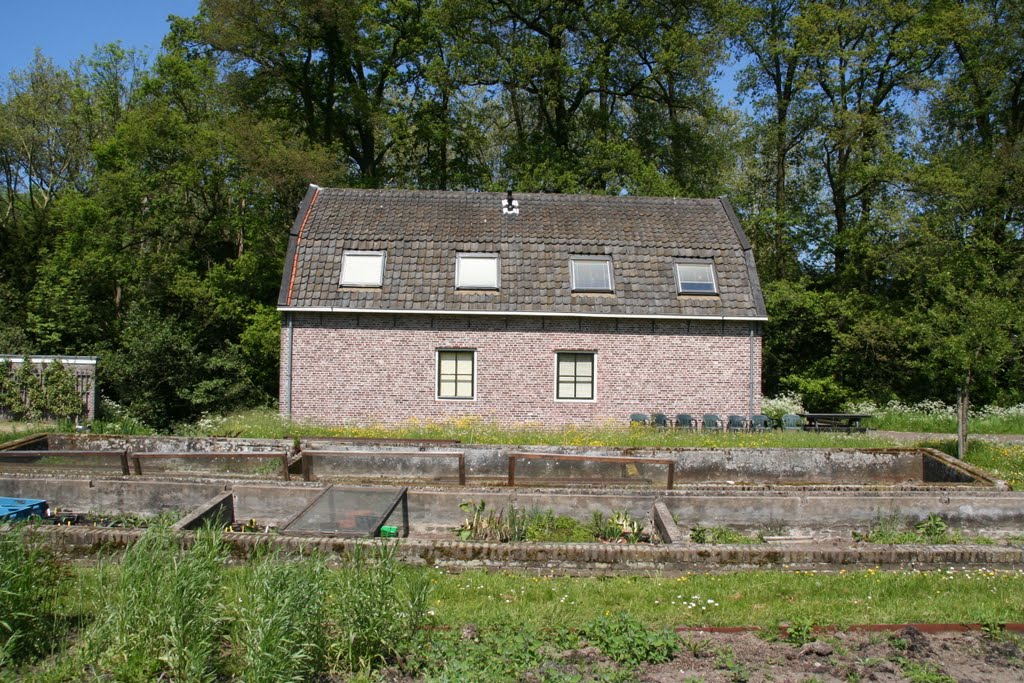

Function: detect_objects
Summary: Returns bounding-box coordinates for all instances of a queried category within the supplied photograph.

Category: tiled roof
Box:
[278,187,766,319]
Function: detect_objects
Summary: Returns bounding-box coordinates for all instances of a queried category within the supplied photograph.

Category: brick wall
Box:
[281,313,762,427]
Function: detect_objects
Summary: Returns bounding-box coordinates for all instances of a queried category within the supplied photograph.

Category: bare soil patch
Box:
[639,626,1024,682]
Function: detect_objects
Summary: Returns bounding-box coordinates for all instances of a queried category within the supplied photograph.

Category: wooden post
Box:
[119,450,130,476]
[667,462,675,490]
[508,454,516,487]
[957,385,969,460]
[281,452,290,481]
[131,454,142,475]
[301,452,310,482]
[457,453,466,486]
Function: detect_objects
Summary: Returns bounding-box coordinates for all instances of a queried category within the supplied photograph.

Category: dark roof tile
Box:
[279,188,766,318]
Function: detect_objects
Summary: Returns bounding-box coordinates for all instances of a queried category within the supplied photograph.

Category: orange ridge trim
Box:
[286,188,320,306]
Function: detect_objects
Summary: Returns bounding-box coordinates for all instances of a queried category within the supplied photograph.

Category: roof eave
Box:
[276,306,767,323]
[277,184,321,307]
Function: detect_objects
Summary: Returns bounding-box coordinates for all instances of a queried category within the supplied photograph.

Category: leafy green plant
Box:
[783,617,816,646]
[455,500,528,542]
[915,514,948,541]
[714,647,750,682]
[896,657,956,683]
[581,613,677,666]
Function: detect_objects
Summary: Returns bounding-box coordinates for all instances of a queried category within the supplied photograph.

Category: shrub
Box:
[761,392,804,422]
[39,361,84,420]
[779,374,848,412]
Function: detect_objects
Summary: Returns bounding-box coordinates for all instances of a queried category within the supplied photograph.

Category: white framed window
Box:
[340,250,386,287]
[437,349,476,399]
[456,253,499,290]
[570,256,614,292]
[675,261,718,294]
[555,352,595,401]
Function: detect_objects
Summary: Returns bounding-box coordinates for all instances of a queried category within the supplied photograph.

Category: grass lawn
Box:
[424,566,1024,630]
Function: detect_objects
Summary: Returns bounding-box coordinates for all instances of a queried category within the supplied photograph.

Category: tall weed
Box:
[325,543,433,673]
[79,524,226,682]
[0,525,67,667]
[226,548,327,683]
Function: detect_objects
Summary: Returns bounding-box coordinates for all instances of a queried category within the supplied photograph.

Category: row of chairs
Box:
[630,413,803,431]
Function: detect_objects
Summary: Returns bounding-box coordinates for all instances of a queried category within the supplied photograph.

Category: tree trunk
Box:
[956,383,969,459]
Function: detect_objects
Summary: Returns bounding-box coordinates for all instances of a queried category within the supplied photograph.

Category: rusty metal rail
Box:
[299,449,466,484]
[507,452,675,490]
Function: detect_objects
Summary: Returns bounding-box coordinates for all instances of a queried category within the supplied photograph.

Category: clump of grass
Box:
[689,525,763,544]
[225,548,327,683]
[853,513,971,545]
[78,524,227,682]
[0,524,68,667]
[324,543,432,673]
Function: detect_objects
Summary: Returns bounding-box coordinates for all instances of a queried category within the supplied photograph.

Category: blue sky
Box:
[0,1,201,77]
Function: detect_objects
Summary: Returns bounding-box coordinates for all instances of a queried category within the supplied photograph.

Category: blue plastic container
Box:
[0,497,48,521]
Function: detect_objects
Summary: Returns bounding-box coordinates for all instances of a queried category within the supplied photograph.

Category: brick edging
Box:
[26,525,1024,573]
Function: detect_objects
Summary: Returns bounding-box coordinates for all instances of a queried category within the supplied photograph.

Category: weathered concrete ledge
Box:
[29,525,1024,574]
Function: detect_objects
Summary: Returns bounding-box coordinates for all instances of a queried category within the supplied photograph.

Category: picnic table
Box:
[798,413,872,433]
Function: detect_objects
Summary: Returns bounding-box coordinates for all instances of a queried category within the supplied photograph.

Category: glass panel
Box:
[283,486,404,536]
[576,383,593,399]
[439,380,456,397]
[575,359,593,377]
[440,356,456,375]
[341,253,384,286]
[558,382,576,398]
[456,355,473,375]
[456,381,473,397]
[572,260,612,291]
[677,263,716,292]
[558,359,575,376]
[458,256,498,289]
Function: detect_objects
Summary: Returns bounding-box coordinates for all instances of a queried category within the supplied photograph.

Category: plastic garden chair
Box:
[651,413,669,428]
[782,414,803,431]
[750,414,772,431]
[629,413,649,426]
[727,415,747,432]
[674,413,695,430]
[702,414,722,431]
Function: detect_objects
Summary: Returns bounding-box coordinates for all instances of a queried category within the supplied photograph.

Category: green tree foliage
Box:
[1,0,1023,429]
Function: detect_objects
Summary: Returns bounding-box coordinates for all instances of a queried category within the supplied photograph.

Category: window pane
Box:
[677,263,716,293]
[572,260,612,291]
[439,380,456,397]
[457,256,498,289]
[556,352,595,400]
[456,355,473,375]
[456,381,473,397]
[440,357,456,376]
[341,253,384,286]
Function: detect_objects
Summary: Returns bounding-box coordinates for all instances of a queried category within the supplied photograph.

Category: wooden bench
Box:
[299,450,466,484]
[507,452,675,490]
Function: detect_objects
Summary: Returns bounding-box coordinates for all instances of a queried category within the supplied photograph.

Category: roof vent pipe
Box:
[502,189,519,215]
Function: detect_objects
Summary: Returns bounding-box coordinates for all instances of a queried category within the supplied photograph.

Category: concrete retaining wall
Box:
[31,526,1024,574]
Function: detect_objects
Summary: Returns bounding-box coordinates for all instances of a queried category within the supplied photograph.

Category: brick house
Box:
[278,187,766,427]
